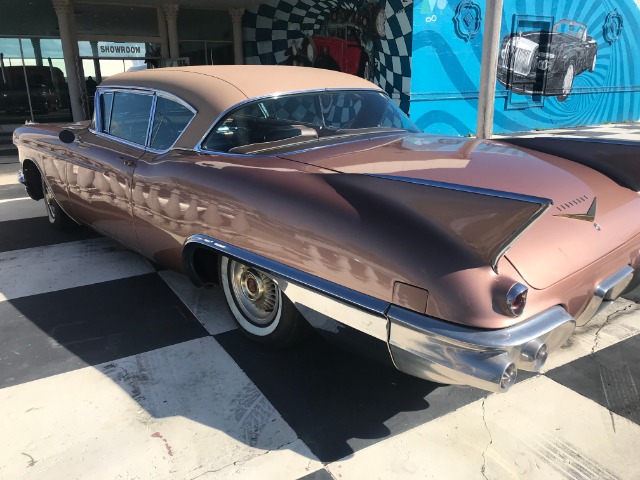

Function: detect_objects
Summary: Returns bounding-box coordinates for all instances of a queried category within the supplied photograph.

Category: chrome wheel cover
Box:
[229,260,279,326]
[43,181,56,220]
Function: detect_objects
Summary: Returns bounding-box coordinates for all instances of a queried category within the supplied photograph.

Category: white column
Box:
[475,0,504,139]
[52,0,84,121]
[90,41,102,83]
[163,4,180,59]
[229,8,244,65]
[157,7,170,60]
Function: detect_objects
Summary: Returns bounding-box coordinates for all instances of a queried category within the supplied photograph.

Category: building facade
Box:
[1,0,639,135]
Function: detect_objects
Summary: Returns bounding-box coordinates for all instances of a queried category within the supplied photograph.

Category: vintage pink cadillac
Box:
[14,66,640,392]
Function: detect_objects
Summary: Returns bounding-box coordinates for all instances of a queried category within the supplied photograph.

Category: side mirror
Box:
[59,129,76,144]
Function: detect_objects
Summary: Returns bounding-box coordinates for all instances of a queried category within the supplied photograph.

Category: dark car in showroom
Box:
[497,20,598,101]
[4,82,61,114]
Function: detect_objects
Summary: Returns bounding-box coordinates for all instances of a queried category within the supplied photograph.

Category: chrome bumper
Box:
[389,264,638,393]
[388,305,575,393]
[574,265,635,326]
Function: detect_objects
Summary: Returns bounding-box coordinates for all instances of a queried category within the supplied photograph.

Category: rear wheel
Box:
[42,178,73,230]
[557,63,574,102]
[219,256,311,348]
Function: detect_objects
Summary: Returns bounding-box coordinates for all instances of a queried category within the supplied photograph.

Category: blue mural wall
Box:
[243,0,413,112]
[411,0,640,134]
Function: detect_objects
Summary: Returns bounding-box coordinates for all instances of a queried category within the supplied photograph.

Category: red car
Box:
[304,26,372,79]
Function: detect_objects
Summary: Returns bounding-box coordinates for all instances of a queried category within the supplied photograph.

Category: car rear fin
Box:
[365,174,553,273]
[501,137,640,192]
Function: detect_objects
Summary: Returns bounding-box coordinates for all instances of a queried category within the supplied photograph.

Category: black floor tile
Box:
[215,330,487,463]
[0,183,25,201]
[547,334,640,425]
[0,273,208,388]
[297,468,334,480]
[0,216,100,252]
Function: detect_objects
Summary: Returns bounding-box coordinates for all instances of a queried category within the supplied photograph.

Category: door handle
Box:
[118,156,135,167]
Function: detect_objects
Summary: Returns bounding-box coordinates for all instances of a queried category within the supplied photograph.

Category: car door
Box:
[66,89,153,251]
[130,94,197,270]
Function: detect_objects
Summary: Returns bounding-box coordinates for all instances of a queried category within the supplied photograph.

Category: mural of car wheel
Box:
[589,52,597,72]
[558,63,575,102]
[373,6,386,37]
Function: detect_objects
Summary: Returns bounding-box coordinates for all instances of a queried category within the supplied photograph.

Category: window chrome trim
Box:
[88,86,198,154]
[194,87,394,153]
[95,85,197,114]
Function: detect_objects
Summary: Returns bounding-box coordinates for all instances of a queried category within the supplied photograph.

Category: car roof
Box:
[100,65,381,149]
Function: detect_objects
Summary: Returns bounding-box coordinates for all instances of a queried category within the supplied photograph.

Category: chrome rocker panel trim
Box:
[182,235,634,393]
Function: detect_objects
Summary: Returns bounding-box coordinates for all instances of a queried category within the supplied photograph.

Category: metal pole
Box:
[19,39,35,123]
[476,0,503,139]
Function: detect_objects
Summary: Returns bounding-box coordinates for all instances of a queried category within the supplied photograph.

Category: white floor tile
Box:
[0,337,320,480]
[159,270,237,336]
[0,237,155,301]
[327,376,640,480]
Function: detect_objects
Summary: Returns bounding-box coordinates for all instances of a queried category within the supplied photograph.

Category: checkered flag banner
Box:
[243,0,413,113]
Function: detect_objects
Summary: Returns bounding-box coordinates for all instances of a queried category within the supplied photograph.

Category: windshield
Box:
[552,21,586,40]
[202,90,419,155]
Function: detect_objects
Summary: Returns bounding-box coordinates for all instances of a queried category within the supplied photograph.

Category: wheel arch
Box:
[21,158,45,200]
[182,240,221,287]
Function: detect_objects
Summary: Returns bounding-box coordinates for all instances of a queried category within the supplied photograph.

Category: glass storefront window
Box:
[0,37,71,125]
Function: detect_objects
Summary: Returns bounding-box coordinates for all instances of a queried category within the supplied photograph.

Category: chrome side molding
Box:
[183,234,389,341]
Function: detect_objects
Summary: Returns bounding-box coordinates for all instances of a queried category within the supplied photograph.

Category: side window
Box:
[149,96,194,151]
[107,91,153,145]
[99,92,114,134]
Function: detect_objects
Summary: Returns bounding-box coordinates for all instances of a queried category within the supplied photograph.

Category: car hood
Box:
[281,133,640,288]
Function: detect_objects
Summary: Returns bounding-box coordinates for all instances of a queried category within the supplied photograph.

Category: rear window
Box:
[201,90,418,155]
[149,96,195,151]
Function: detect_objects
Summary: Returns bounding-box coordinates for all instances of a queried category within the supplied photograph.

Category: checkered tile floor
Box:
[497,122,640,141]
[1,161,639,479]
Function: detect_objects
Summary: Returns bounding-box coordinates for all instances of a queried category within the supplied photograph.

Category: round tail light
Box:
[506,283,528,317]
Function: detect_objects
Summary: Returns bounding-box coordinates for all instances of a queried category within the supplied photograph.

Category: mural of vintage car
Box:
[303,26,374,80]
[497,20,598,102]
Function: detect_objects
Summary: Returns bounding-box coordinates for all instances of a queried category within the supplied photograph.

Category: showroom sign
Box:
[96,42,145,58]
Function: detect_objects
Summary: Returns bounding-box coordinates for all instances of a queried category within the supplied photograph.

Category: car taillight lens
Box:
[506,283,528,317]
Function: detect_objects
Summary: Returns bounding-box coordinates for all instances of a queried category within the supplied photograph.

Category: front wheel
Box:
[557,63,574,102]
[219,256,311,348]
[42,178,73,230]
